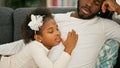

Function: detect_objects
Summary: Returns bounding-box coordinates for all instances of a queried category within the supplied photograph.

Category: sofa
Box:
[0,7,119,68]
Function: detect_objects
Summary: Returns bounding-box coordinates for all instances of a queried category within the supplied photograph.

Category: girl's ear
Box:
[34,34,42,42]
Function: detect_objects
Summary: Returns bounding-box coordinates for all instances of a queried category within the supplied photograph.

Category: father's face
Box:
[77,0,104,19]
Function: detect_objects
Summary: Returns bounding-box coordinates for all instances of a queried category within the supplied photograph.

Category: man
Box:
[49,0,120,68]
[0,0,120,68]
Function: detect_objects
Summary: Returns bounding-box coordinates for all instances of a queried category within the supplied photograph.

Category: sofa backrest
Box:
[0,7,14,44]
[13,7,76,41]
[13,8,35,41]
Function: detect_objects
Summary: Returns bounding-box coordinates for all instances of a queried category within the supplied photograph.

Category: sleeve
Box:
[48,44,64,63]
[29,44,70,68]
[0,40,25,55]
[103,19,120,42]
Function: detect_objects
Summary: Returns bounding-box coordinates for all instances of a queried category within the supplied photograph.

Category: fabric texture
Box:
[95,39,119,68]
[0,7,14,44]
[0,40,25,55]
[0,41,70,68]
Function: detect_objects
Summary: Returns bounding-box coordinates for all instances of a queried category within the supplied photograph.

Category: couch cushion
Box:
[0,7,14,44]
[13,7,76,41]
[13,8,35,41]
[95,39,119,68]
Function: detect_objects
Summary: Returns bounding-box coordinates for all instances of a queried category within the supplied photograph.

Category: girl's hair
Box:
[21,8,53,44]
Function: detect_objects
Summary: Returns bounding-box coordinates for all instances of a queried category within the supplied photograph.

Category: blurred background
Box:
[0,0,46,9]
[0,0,77,9]
[0,0,119,9]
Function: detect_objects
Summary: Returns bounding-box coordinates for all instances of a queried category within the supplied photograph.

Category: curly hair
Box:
[21,7,53,44]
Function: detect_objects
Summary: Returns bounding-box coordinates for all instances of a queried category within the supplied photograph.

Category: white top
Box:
[49,12,120,68]
[0,41,70,68]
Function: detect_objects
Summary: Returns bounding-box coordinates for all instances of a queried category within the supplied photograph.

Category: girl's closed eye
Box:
[47,28,54,33]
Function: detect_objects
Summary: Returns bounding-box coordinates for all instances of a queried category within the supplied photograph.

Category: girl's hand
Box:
[62,30,78,55]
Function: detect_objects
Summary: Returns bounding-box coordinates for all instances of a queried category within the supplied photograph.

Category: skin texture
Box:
[35,18,61,49]
[62,30,78,55]
[72,0,104,19]
[102,0,120,14]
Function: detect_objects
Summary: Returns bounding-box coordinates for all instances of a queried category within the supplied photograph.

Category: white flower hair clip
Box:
[28,14,43,31]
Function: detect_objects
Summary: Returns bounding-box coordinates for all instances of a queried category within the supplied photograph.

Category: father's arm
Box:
[0,40,25,56]
[102,0,120,24]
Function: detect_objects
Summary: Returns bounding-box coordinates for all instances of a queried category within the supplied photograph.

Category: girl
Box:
[0,8,78,68]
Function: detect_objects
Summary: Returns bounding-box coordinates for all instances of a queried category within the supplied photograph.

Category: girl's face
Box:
[39,18,61,49]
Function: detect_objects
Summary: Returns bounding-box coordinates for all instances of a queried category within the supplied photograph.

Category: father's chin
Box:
[78,13,97,19]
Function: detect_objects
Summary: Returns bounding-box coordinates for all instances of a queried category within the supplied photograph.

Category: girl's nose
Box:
[55,30,60,36]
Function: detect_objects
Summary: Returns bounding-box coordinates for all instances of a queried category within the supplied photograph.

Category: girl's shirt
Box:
[10,41,70,68]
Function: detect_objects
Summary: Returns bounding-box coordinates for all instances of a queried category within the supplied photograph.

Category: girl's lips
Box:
[55,37,61,42]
